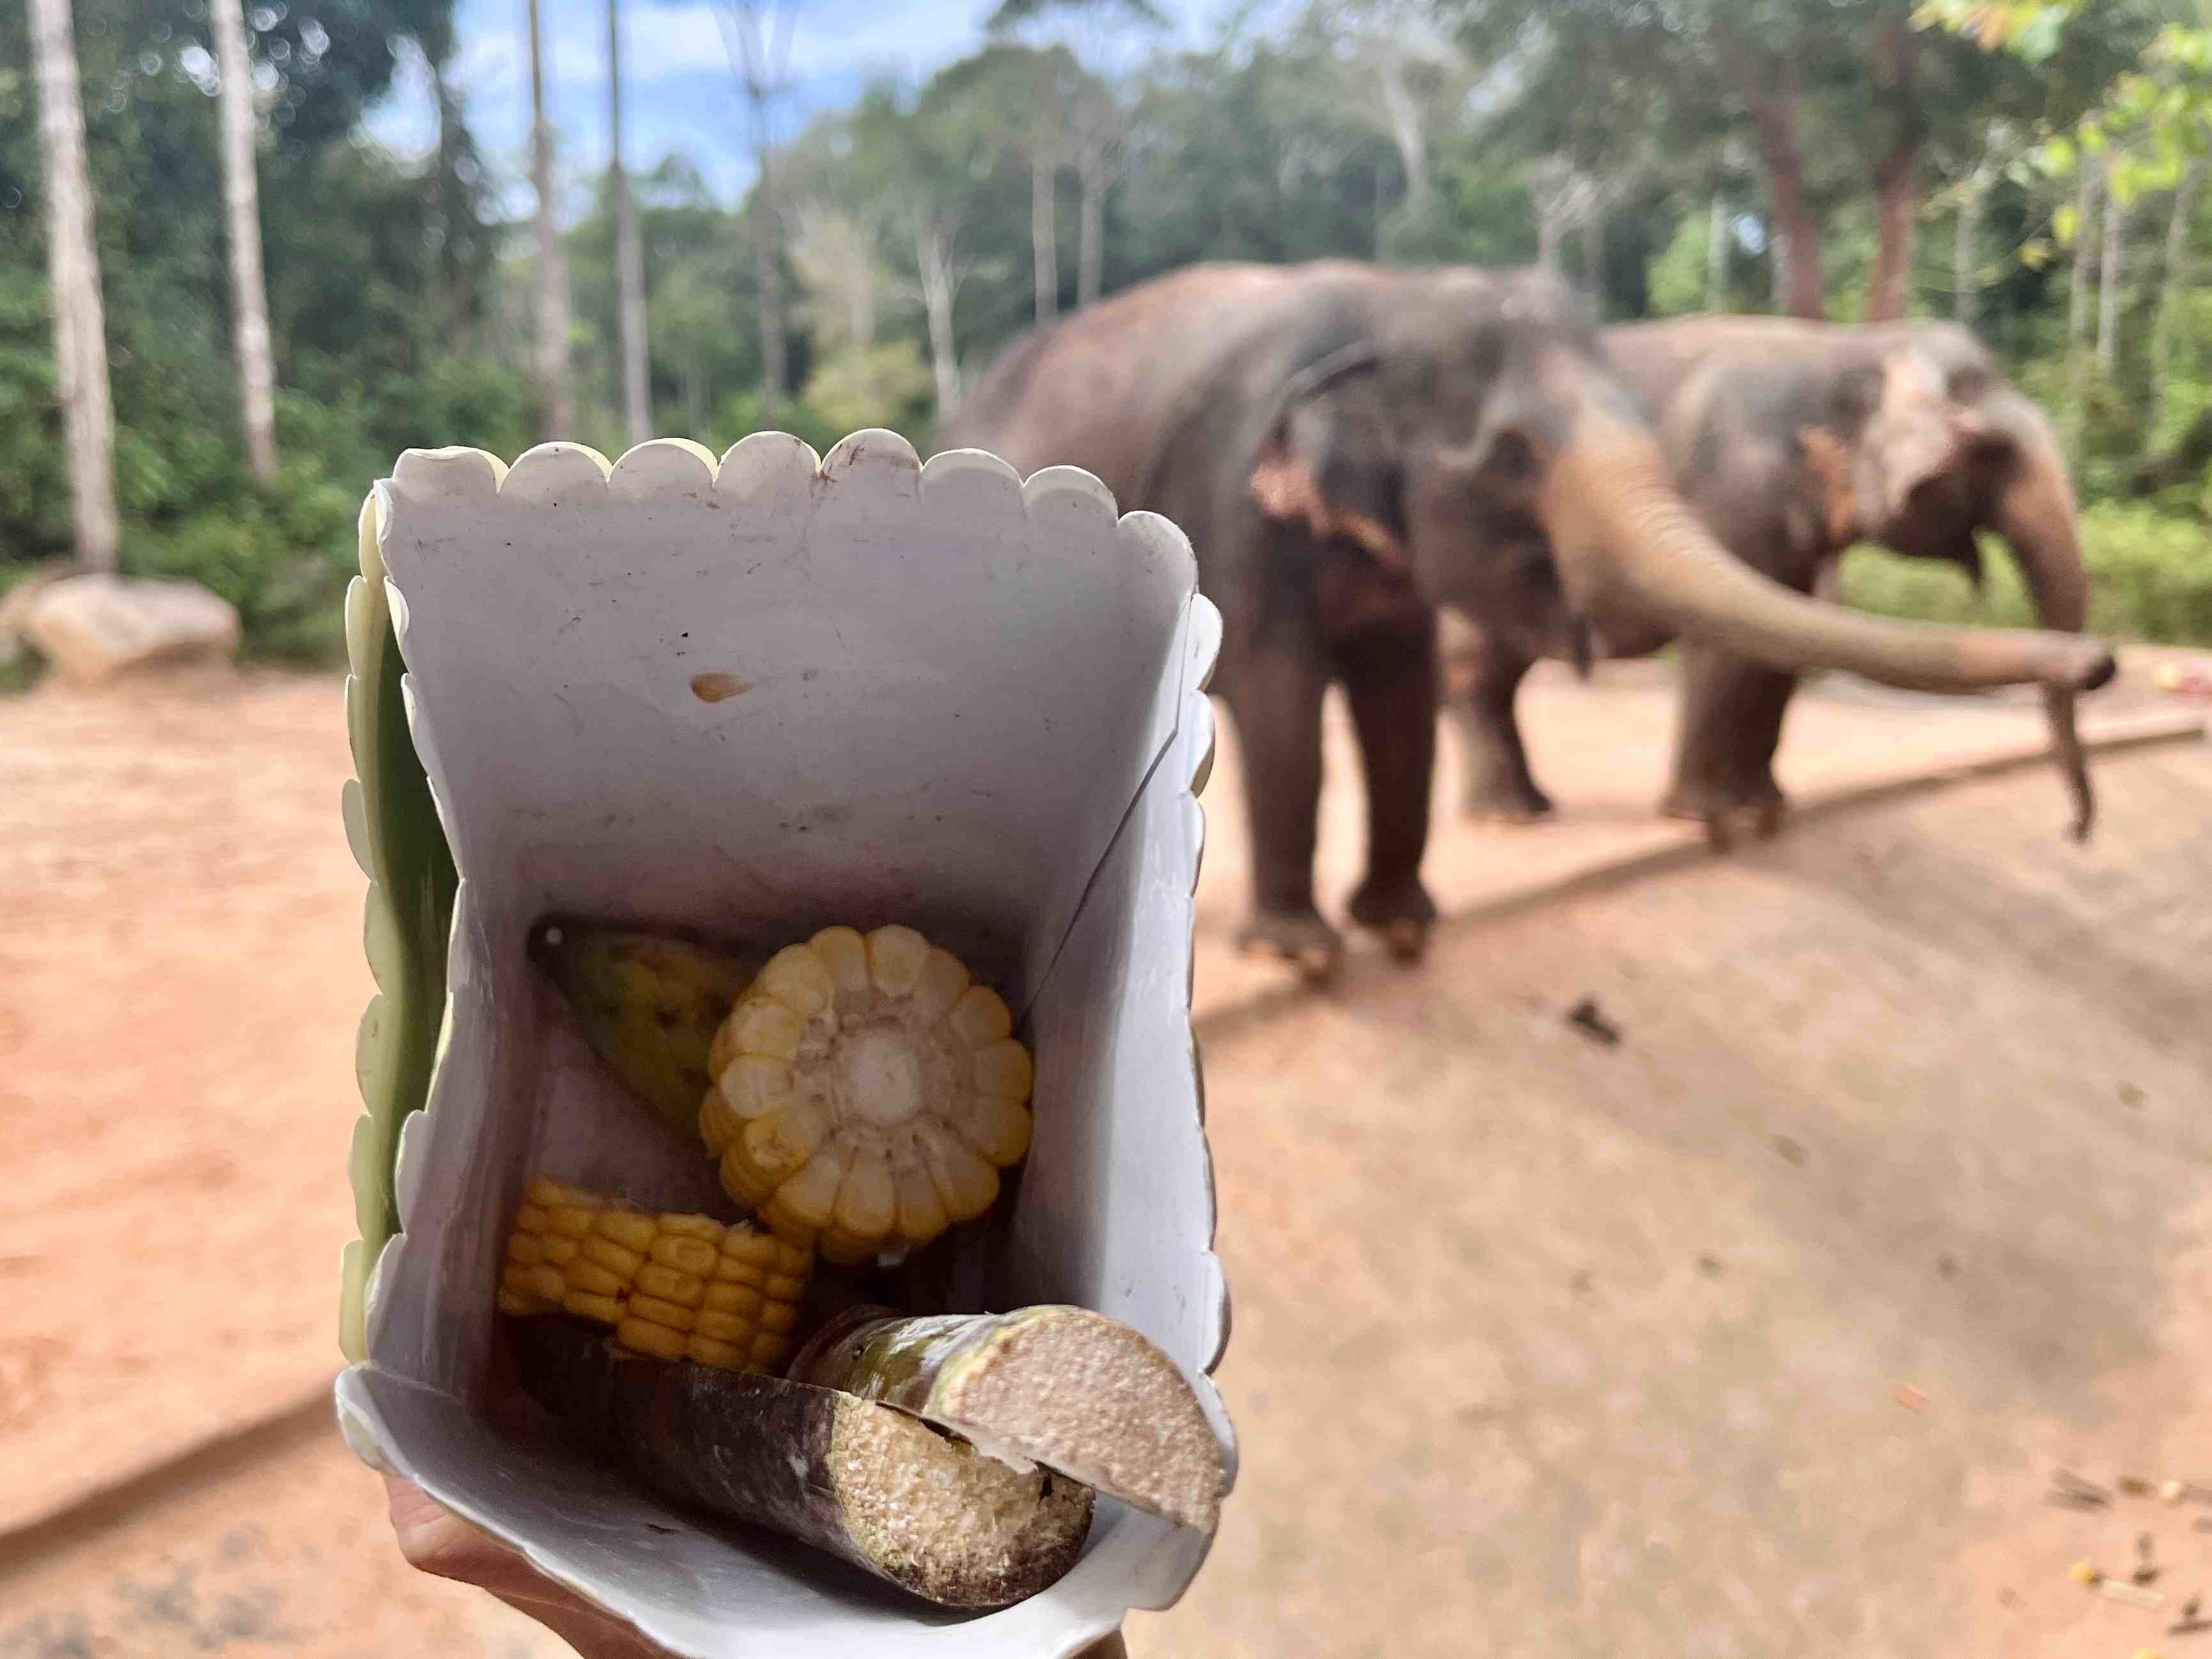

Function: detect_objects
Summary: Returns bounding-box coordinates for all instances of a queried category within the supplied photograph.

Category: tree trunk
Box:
[526,0,573,439]
[1864,13,1922,323]
[751,202,785,414]
[1077,146,1105,311]
[1705,191,1728,312]
[1953,171,1982,326]
[2151,159,2200,431]
[1031,148,1057,324]
[2097,156,2122,376]
[1867,146,1919,322]
[430,54,467,329]
[209,0,277,481]
[607,0,650,444]
[27,0,119,570]
[916,221,962,414]
[2065,159,2099,450]
[1740,67,1826,320]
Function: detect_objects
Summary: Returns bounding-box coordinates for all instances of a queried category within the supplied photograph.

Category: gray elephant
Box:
[1447,314,2102,841]
[939,263,2113,978]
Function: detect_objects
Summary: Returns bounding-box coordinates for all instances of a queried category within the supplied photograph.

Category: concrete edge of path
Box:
[1195,707,2208,1046]
[0,1382,339,1586]
[3,709,2201,1569]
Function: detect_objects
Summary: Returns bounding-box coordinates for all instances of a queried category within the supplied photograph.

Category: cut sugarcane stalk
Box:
[787,1304,1224,1534]
[506,1314,1093,1610]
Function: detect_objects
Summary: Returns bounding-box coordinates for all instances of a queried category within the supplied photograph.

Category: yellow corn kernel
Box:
[506,1234,545,1266]
[513,1204,550,1235]
[566,1259,627,1298]
[596,1211,658,1253]
[617,1318,689,1362]
[580,1236,645,1278]
[764,1271,807,1302]
[758,1301,798,1335]
[635,1264,705,1306]
[748,1332,787,1367]
[547,1205,598,1240]
[628,1295,697,1332]
[658,1214,726,1243]
[703,1282,763,1317]
[563,1290,625,1324]
[496,1289,535,1316]
[687,1335,745,1369]
[692,1308,749,1343]
[724,1230,780,1268]
[540,1235,579,1266]
[650,1235,719,1277]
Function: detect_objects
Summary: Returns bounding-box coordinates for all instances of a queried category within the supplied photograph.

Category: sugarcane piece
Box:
[506,1314,1093,1610]
[788,1304,1225,1534]
[702,925,1034,1265]
[497,1177,813,1372]
[529,920,763,1146]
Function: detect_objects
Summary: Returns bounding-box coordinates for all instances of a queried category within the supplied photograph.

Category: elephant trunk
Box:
[1986,393,2096,839]
[1538,419,2117,699]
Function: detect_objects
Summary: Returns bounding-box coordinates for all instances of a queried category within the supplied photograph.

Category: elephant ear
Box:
[1248,343,1410,573]
[1857,348,1993,527]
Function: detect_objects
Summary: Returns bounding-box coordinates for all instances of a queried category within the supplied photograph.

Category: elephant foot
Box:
[1462,779,1555,824]
[1348,877,1437,964]
[1237,907,1343,985]
[1662,783,1788,852]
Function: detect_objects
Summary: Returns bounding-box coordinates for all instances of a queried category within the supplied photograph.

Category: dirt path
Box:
[0,659,2206,1655]
[1139,736,2212,1659]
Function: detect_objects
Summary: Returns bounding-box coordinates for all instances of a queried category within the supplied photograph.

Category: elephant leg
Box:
[1444,629,1552,822]
[1341,621,1440,963]
[1664,643,1798,841]
[1220,649,1341,982]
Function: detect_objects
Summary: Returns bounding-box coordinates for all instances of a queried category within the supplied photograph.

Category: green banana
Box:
[529,919,763,1146]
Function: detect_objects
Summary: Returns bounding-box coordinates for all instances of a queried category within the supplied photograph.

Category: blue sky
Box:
[364,0,1227,210]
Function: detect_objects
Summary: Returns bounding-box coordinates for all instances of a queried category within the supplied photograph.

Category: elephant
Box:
[936,263,2114,979]
[1444,314,2102,841]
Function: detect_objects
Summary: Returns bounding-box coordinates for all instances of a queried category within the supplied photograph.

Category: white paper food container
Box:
[330,431,1235,1658]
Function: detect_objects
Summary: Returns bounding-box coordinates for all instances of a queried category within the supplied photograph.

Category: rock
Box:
[22,573,241,685]
[0,564,85,671]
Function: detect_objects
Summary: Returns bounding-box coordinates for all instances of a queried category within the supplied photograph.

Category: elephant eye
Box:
[1476,426,1539,488]
[1946,366,1990,403]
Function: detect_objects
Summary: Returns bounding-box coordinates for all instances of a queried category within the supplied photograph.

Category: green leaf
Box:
[2015,10,2064,63]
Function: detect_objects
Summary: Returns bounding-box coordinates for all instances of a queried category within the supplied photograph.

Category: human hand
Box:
[385,1477,1130,1659]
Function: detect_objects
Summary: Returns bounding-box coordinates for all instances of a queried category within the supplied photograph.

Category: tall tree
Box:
[717,1,795,414]
[2151,159,2200,427]
[607,0,649,443]
[209,0,279,480]
[27,0,119,569]
[526,0,574,437]
[986,0,1166,308]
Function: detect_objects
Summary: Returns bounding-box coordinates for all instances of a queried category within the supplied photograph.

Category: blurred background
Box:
[5,0,2212,1655]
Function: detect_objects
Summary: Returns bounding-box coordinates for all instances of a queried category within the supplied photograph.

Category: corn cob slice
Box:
[701,925,1034,1265]
[496,1176,813,1372]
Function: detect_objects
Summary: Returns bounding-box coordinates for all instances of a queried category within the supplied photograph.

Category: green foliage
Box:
[802,341,935,440]
[1840,502,2212,644]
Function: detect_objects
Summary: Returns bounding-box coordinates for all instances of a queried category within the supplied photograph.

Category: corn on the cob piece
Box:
[701,925,1034,1265]
[497,1176,812,1371]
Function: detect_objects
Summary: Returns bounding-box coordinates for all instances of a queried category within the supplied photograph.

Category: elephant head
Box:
[1805,323,2098,835]
[1247,270,2111,736]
